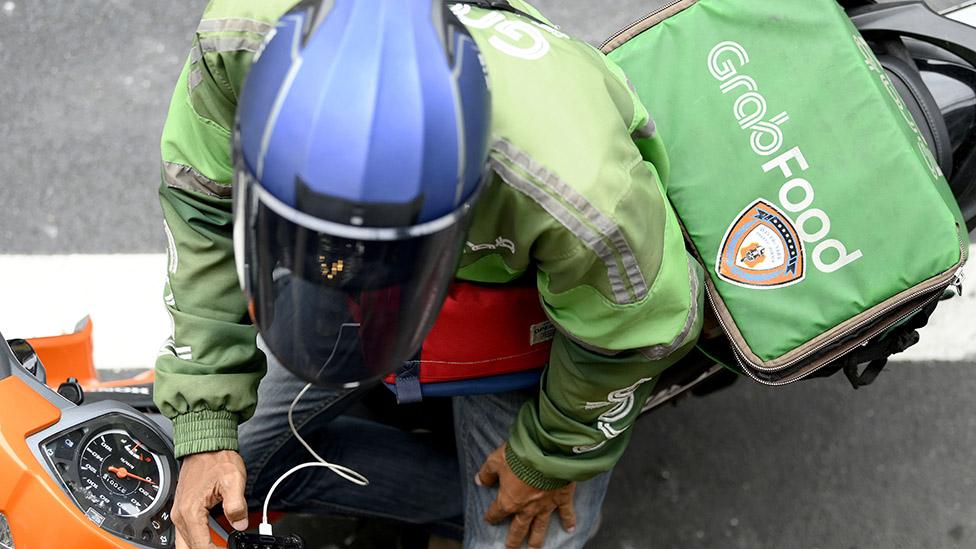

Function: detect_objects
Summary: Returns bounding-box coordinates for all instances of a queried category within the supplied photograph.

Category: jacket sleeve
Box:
[503,68,705,489]
[153,28,266,459]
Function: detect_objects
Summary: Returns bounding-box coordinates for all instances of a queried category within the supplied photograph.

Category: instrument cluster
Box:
[39,413,177,548]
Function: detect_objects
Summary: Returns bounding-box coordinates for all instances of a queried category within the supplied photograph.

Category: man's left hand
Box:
[477,443,577,549]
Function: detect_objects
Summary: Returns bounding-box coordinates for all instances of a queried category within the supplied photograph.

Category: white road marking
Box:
[0,255,170,370]
[896,244,976,362]
[0,249,972,370]
[948,3,976,25]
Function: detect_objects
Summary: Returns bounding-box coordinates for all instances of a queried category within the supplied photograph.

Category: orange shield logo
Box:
[716,199,805,289]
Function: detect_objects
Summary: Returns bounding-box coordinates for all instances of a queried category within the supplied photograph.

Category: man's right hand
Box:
[172,450,250,549]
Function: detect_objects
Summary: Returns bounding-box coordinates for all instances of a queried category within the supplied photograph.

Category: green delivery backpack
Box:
[604,0,970,386]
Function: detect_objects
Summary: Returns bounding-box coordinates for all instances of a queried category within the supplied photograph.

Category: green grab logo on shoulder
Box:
[450,3,568,61]
[717,199,806,289]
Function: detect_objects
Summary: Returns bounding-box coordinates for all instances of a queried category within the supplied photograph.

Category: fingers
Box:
[476,458,500,488]
[219,471,250,531]
[174,528,216,549]
[175,528,188,549]
[505,513,533,549]
[477,443,507,488]
[484,494,514,525]
[556,498,577,534]
[526,511,552,549]
[173,451,246,549]
[173,499,217,549]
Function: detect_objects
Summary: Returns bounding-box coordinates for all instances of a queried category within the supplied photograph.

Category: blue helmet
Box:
[233,0,492,388]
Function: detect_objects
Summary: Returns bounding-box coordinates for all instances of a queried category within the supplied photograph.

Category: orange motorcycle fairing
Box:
[1,330,229,548]
[0,375,134,548]
[26,316,98,388]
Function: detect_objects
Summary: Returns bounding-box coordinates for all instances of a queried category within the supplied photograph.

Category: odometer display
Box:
[79,430,164,518]
[39,413,177,548]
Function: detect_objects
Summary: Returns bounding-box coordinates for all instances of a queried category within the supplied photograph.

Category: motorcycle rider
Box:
[154,0,703,547]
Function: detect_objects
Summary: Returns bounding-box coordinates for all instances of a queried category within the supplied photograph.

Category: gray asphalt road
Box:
[0,0,202,253]
[2,2,975,549]
[594,363,976,549]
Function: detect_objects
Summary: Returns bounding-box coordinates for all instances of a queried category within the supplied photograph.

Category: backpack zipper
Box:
[709,239,967,386]
[600,0,683,51]
[951,269,966,296]
[739,286,950,387]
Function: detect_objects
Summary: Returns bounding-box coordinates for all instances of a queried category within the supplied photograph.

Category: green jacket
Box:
[155,0,704,489]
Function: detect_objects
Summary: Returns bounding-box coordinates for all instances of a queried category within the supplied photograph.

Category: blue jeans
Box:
[238,357,612,547]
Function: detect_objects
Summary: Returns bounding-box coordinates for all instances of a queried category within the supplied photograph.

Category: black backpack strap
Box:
[844,326,923,389]
[449,0,549,27]
[843,359,890,390]
[812,304,931,389]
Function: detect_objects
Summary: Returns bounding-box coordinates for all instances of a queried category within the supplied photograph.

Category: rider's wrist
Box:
[172,410,239,459]
[504,444,571,491]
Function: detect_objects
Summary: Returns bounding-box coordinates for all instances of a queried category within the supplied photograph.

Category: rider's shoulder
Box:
[199,0,297,27]
[472,14,647,205]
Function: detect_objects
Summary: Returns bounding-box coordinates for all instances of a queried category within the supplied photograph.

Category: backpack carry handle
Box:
[849,1,976,70]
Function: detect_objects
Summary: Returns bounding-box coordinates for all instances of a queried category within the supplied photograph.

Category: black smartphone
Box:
[227,531,305,549]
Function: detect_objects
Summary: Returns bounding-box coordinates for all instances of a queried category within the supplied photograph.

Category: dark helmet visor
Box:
[235,168,475,388]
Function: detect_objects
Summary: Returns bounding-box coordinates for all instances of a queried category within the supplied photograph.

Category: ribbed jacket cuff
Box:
[505,445,571,490]
[172,410,239,459]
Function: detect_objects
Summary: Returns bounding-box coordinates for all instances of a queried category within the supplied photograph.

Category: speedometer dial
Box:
[78,430,164,518]
[40,413,177,548]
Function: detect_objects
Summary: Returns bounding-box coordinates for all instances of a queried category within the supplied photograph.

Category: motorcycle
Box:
[2,1,976,548]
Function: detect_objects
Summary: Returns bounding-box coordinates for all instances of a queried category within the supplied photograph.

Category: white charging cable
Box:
[259,325,370,536]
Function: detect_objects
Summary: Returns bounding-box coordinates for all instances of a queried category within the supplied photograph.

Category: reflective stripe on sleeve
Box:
[163,220,179,275]
[190,43,203,65]
[196,17,274,35]
[489,157,632,304]
[492,139,649,301]
[163,161,232,198]
[198,36,264,55]
[187,28,266,94]
[187,68,204,94]
[640,257,702,361]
